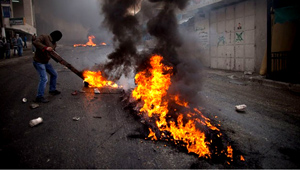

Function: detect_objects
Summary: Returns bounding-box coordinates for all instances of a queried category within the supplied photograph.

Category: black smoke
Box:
[101,0,142,81]
[101,0,203,106]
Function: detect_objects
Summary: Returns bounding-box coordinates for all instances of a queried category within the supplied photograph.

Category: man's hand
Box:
[46,47,53,51]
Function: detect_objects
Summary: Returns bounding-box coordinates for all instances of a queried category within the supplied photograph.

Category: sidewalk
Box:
[0,48,33,67]
[205,68,300,94]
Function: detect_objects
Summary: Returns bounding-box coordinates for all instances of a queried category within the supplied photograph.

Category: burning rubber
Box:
[120,54,239,165]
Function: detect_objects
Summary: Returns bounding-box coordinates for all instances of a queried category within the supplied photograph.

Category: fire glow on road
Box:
[131,54,232,159]
[81,54,236,163]
[83,70,118,88]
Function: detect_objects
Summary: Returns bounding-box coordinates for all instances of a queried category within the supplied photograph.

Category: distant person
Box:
[16,34,23,56]
[5,39,10,59]
[12,36,18,56]
[23,35,27,48]
[32,33,36,53]
[32,30,63,103]
[0,38,4,59]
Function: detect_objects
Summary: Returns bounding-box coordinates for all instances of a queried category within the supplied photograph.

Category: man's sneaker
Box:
[49,90,61,95]
[35,97,49,103]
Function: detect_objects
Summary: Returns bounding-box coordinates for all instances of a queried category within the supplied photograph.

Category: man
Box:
[4,39,10,59]
[32,33,36,53]
[12,36,18,56]
[32,30,63,103]
[23,35,27,48]
[0,38,4,59]
[16,34,23,56]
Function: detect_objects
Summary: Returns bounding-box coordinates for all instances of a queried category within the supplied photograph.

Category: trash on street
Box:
[235,104,247,112]
[71,90,78,95]
[72,117,80,121]
[94,88,100,94]
[29,117,43,127]
[22,98,27,103]
[244,71,253,75]
[30,103,40,109]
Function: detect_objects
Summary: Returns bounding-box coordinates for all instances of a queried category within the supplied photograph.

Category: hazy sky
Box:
[34,0,112,44]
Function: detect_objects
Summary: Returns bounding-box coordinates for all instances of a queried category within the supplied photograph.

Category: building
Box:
[0,0,36,42]
[177,0,300,83]
[178,0,266,73]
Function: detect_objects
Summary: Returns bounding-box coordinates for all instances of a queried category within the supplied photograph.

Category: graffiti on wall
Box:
[195,21,209,49]
[235,31,244,42]
[218,33,225,46]
[237,23,242,30]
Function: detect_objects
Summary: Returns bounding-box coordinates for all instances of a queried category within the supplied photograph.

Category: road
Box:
[0,46,299,169]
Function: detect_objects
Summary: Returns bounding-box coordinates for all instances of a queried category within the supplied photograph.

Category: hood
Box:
[50,30,62,42]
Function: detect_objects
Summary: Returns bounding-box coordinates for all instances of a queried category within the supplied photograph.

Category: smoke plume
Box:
[101,0,142,81]
[101,0,203,106]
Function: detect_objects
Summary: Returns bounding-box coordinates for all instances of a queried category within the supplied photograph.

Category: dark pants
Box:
[17,46,23,56]
[13,46,17,55]
[5,50,10,59]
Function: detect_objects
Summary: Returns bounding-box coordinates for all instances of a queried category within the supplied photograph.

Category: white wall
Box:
[209,0,256,72]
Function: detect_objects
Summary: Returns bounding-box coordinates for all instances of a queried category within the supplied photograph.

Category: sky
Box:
[34,0,112,44]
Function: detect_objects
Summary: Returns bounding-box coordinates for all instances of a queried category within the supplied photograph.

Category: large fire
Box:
[82,54,235,161]
[83,70,118,88]
[131,54,231,158]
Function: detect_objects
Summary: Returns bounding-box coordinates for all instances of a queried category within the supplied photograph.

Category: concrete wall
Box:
[8,0,36,35]
[254,0,267,73]
[23,0,34,26]
[12,0,24,18]
[194,10,210,66]
[210,0,256,72]
[189,0,267,73]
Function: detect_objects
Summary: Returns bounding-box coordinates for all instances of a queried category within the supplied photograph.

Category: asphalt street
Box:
[0,46,299,169]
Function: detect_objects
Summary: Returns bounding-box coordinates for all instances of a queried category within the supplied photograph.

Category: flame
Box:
[74,35,97,47]
[83,70,118,88]
[227,145,233,161]
[132,54,217,158]
[172,95,189,107]
[100,42,107,46]
[147,128,158,141]
[240,155,245,161]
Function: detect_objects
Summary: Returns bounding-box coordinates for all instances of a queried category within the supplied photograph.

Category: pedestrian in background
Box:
[12,36,18,56]
[0,38,4,59]
[32,30,63,103]
[5,39,10,59]
[23,35,28,48]
[32,33,36,53]
[16,34,23,56]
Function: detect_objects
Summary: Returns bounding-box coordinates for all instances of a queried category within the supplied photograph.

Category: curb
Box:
[249,76,300,93]
[206,68,300,94]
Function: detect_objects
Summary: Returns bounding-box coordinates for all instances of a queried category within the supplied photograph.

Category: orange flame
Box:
[240,155,245,161]
[147,128,158,141]
[100,42,107,46]
[83,70,118,88]
[74,35,97,47]
[132,54,216,158]
[227,145,233,162]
